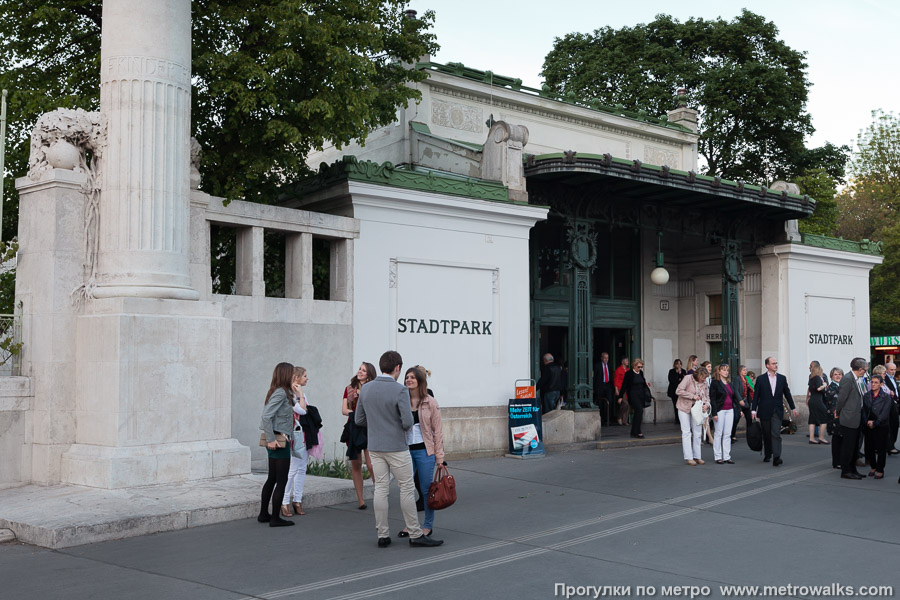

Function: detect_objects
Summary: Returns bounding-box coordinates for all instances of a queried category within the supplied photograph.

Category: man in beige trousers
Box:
[356,350,443,548]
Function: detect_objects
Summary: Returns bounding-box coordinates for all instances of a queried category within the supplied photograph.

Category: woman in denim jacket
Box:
[259,362,296,527]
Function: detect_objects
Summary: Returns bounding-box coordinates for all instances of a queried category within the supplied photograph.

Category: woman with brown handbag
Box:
[398,366,444,538]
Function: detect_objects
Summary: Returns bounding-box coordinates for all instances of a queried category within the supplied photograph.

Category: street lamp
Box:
[650,231,669,285]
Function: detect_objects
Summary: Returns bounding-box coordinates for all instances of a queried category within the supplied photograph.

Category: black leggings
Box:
[260,457,291,516]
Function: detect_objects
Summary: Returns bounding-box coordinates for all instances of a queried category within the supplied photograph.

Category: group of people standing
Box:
[258,351,446,547]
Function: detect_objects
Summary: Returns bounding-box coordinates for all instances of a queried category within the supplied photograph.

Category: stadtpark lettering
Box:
[808,333,853,345]
[397,318,492,335]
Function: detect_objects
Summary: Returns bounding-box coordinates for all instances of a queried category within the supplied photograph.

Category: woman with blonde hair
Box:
[675,366,709,465]
[807,361,830,445]
[342,362,377,509]
[259,362,296,527]
[709,364,740,464]
[281,366,318,517]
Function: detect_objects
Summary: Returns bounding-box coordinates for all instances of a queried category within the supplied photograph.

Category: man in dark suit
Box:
[835,357,868,479]
[594,352,613,424]
[751,356,798,466]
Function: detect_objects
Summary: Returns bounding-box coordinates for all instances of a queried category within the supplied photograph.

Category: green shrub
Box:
[306,458,369,480]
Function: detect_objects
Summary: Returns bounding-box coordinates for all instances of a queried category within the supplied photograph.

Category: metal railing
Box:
[0,313,22,376]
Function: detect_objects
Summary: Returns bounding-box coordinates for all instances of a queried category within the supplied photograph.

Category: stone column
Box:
[93,0,198,300]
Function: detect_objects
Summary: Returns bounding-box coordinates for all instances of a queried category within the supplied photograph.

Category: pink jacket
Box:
[418,395,445,464]
[675,376,709,413]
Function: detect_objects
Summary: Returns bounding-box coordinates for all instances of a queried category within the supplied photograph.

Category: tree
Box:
[851,110,900,210]
[795,169,838,236]
[870,219,900,334]
[0,0,438,221]
[540,10,816,184]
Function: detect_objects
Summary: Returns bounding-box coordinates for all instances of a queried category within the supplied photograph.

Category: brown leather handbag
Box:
[259,432,288,448]
[427,464,457,510]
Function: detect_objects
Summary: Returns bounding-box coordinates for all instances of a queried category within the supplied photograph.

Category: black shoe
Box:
[763,456,771,462]
[409,534,444,547]
[397,530,410,538]
[378,537,392,548]
[269,517,295,527]
[890,448,900,455]
[715,460,724,464]
[725,460,735,464]
[841,472,863,480]
[773,457,783,466]
[257,512,271,523]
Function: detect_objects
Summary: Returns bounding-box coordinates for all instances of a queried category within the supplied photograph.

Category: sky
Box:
[410,0,900,152]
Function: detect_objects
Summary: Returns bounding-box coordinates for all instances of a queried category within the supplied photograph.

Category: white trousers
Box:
[713,409,735,461]
[283,443,308,505]
[678,410,702,461]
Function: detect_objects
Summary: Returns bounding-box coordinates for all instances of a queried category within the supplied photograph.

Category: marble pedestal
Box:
[60,297,250,489]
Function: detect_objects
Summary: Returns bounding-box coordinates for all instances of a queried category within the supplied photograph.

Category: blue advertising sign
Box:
[507,398,544,456]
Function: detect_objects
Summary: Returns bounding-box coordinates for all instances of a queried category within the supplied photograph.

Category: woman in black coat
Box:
[667,359,686,425]
[619,358,651,439]
[863,374,892,479]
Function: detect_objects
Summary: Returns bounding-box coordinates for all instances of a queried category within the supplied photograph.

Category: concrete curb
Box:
[0,474,371,549]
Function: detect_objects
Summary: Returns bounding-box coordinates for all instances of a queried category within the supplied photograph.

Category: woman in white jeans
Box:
[709,364,740,464]
[675,367,709,465]
[282,366,309,517]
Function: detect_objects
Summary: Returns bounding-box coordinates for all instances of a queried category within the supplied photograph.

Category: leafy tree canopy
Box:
[0,0,438,237]
[795,168,838,236]
[540,9,835,185]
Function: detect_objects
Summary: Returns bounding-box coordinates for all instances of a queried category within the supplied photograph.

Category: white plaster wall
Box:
[0,377,33,488]
[347,182,546,409]
[231,322,352,470]
[758,243,882,394]
[307,71,697,173]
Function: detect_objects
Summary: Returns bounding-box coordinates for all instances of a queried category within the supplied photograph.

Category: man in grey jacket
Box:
[835,357,868,480]
[356,350,443,548]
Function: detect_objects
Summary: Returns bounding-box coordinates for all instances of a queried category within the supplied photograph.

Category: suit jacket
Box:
[836,373,865,430]
[751,372,794,421]
[355,374,412,452]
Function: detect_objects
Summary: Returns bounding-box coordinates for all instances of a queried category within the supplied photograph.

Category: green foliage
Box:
[540,10,816,184]
[306,458,369,480]
[0,1,101,241]
[795,169,838,236]
[0,0,438,233]
[852,110,900,209]
[870,220,900,334]
[836,110,900,334]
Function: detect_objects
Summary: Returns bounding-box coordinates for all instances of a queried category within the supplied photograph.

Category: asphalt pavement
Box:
[2,432,897,600]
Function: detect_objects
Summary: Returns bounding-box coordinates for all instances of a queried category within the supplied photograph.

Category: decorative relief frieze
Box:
[430,86,683,147]
[103,56,190,86]
[644,145,680,168]
[431,99,483,133]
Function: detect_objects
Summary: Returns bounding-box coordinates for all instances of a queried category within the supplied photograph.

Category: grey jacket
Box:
[260,388,294,443]
[355,374,412,452]
[835,373,864,430]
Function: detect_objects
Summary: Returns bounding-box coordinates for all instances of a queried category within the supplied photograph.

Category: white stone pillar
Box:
[94,0,198,300]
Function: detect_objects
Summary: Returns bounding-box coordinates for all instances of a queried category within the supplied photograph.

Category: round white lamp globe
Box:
[650,266,669,286]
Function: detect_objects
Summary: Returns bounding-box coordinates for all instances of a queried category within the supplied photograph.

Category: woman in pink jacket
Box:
[398,366,444,538]
[675,366,709,466]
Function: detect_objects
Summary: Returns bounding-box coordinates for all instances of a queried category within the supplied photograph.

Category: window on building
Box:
[708,294,722,326]
[534,221,566,290]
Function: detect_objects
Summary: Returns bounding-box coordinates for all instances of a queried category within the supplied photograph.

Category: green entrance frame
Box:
[525,152,814,409]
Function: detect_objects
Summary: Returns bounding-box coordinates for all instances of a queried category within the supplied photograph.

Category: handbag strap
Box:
[433,464,448,483]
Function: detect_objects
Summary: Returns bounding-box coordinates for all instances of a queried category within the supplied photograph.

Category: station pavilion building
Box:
[286,60,881,455]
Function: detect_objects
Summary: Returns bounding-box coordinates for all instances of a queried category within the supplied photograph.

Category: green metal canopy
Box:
[525,152,815,222]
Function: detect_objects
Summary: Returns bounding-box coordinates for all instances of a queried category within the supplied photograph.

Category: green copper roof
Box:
[283,156,512,203]
[798,233,883,256]
[417,61,693,134]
